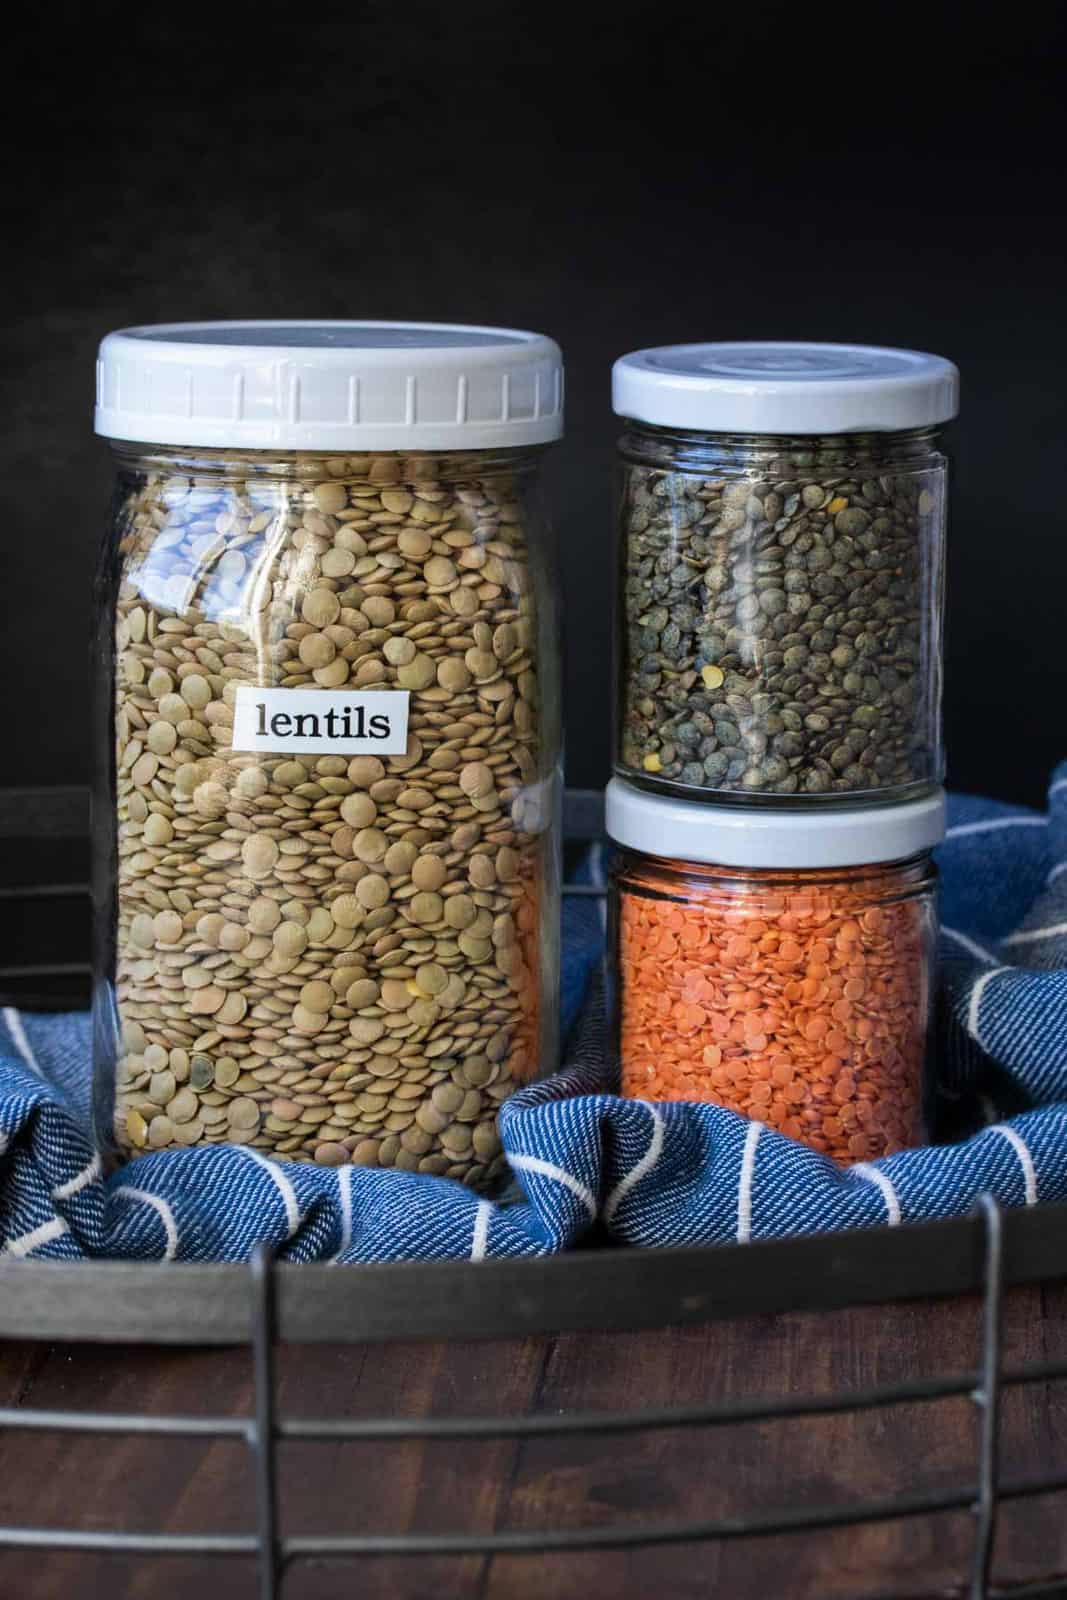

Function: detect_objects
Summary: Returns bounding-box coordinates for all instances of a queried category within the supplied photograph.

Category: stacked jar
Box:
[92,321,563,1191]
[609,342,959,1161]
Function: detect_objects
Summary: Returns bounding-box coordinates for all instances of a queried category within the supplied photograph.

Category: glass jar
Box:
[606,780,943,1164]
[613,342,959,805]
[91,321,564,1191]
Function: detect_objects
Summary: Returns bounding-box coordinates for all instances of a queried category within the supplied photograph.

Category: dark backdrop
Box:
[7,4,1065,806]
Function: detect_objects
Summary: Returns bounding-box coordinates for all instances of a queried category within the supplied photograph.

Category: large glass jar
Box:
[613,343,959,805]
[92,322,563,1191]
[606,780,943,1164]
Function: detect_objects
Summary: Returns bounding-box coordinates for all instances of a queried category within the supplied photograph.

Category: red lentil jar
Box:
[606,779,943,1164]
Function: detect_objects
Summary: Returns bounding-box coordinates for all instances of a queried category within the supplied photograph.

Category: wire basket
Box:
[1,787,1066,1599]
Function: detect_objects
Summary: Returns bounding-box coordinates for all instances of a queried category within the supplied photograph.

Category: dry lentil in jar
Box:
[612,343,958,802]
[615,859,933,1161]
[606,781,943,1165]
[93,323,563,1191]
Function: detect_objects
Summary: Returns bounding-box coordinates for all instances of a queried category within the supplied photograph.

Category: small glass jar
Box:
[606,780,943,1164]
[613,343,959,805]
[91,321,564,1191]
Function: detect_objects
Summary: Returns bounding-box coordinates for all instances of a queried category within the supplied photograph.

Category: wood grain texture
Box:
[1,1286,1066,1599]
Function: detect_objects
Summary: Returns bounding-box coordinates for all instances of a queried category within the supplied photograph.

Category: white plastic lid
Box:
[605,778,946,869]
[95,321,564,451]
[612,341,959,435]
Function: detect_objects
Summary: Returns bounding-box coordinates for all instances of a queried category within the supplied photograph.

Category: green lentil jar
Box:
[92,322,563,1194]
[613,343,959,804]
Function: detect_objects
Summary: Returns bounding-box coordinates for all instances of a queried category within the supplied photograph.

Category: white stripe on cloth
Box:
[240,1149,301,1238]
[2,1009,42,1077]
[1002,921,1067,946]
[1049,777,1067,798]
[1048,861,1067,885]
[331,1165,353,1264]
[3,1217,69,1257]
[942,925,1000,965]
[851,1162,902,1225]
[736,1121,762,1244]
[603,1103,665,1224]
[470,1199,492,1262]
[52,1153,102,1201]
[115,1186,179,1262]
[967,967,1012,1049]
[991,1125,1038,1206]
[946,817,1046,840]
[509,1154,597,1218]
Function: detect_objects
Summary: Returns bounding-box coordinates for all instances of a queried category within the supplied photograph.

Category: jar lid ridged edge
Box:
[95,320,564,451]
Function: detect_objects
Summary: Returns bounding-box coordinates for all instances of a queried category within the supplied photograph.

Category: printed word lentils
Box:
[616,862,930,1163]
[109,452,551,1188]
[619,444,941,798]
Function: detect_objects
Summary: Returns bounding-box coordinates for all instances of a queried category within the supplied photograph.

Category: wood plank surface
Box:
[1,1285,1066,1599]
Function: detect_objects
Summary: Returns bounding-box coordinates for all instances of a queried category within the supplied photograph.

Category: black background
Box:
[7,4,1065,806]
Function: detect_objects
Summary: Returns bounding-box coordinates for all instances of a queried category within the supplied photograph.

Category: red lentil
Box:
[613,851,935,1164]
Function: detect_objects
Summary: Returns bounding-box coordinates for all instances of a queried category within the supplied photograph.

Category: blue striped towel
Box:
[1,764,1065,1263]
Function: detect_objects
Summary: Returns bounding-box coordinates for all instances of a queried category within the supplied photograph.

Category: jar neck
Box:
[106,440,551,483]
[616,422,947,475]
[612,845,936,902]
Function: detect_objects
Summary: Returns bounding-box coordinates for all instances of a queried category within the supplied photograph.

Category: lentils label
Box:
[232,687,410,755]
